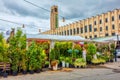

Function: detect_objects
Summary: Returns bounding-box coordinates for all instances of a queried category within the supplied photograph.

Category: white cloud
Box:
[0,0,120,35]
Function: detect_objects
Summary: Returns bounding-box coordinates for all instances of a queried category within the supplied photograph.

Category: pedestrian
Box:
[114,48,117,62]
[82,47,87,61]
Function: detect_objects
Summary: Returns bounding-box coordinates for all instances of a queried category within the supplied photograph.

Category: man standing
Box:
[114,48,117,62]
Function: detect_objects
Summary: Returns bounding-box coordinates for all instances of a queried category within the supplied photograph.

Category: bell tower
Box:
[50,5,58,30]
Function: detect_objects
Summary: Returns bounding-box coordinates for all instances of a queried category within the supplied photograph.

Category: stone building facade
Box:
[42,8,120,39]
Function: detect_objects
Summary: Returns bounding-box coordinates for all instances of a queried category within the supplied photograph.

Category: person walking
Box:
[114,49,117,62]
[82,47,87,61]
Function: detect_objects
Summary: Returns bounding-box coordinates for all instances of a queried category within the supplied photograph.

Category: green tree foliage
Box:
[27,41,46,70]
[74,44,82,58]
[54,41,73,57]
[0,33,10,63]
[87,43,97,55]
[9,29,26,72]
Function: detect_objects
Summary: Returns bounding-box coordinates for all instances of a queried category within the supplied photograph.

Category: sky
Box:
[0,0,120,35]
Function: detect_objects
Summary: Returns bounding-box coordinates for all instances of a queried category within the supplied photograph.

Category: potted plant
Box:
[65,57,70,68]
[0,33,10,78]
[50,48,59,70]
[9,29,26,76]
[10,49,19,76]
[1,52,10,78]
[18,34,28,74]
[44,61,49,68]
[51,60,59,70]
[35,48,46,73]
[27,41,37,74]
[21,50,28,74]
[87,43,97,63]
[74,58,86,68]
[86,54,92,64]
[59,56,65,67]
[0,57,10,78]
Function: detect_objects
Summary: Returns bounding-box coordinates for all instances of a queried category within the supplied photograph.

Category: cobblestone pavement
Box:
[0,68,120,80]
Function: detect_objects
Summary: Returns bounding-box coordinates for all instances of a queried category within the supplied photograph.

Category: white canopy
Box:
[27,34,87,41]
[92,36,120,42]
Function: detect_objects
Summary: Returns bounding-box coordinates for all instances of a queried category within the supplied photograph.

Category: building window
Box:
[112,24,115,29]
[51,9,53,13]
[105,18,108,23]
[67,30,69,35]
[100,27,102,31]
[100,19,102,24]
[106,26,108,31]
[94,35,97,38]
[81,27,83,33]
[119,15,120,20]
[112,33,115,36]
[64,31,66,35]
[73,28,76,35]
[62,31,63,35]
[55,8,57,12]
[89,25,92,32]
[94,28,97,32]
[89,36,92,39]
[112,16,114,21]
[85,36,87,39]
[70,29,72,35]
[77,28,79,34]
[59,32,61,35]
[105,33,109,36]
[84,26,87,33]
[94,21,96,25]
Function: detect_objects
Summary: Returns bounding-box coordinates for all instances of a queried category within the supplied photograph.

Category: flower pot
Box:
[3,72,8,78]
[44,65,49,68]
[69,64,74,68]
[29,70,34,74]
[51,60,58,70]
[110,59,113,62]
[62,61,65,67]
[52,63,58,71]
[22,70,27,74]
[35,69,41,73]
[12,71,17,76]
[66,63,69,68]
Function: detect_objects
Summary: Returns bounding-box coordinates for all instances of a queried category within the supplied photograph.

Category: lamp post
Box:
[116,33,120,48]
[116,33,119,44]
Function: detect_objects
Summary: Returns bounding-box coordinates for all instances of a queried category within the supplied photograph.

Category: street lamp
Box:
[116,33,119,47]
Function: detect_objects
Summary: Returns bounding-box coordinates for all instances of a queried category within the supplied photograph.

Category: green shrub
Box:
[74,58,86,67]
[87,43,97,56]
